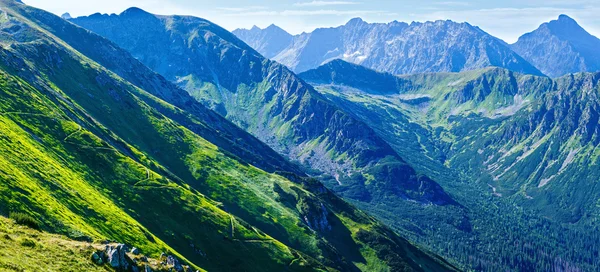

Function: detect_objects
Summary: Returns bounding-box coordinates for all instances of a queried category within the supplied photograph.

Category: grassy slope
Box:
[0,215,190,272]
[0,216,109,272]
[0,1,453,271]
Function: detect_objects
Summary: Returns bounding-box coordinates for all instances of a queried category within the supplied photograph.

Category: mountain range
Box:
[69,6,600,271]
[235,15,600,78]
[0,0,455,271]
[233,18,544,76]
[1,0,600,271]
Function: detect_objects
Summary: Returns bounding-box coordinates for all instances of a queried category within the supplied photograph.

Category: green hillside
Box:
[301,60,600,271]
[0,1,454,271]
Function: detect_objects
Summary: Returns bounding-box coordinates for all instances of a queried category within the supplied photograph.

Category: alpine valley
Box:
[0,0,599,271]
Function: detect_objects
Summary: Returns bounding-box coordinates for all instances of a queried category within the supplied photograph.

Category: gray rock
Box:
[144,265,153,272]
[104,244,130,270]
[90,252,103,265]
[130,247,140,255]
[166,255,183,271]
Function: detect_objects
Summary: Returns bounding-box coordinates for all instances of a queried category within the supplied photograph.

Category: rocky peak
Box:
[512,14,600,77]
[265,24,282,31]
[60,12,72,20]
[345,17,366,27]
[544,14,588,38]
[120,7,153,18]
[557,14,578,25]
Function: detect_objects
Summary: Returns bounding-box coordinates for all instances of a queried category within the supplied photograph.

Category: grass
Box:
[0,215,109,272]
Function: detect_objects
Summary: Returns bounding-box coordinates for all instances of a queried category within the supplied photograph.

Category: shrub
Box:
[20,238,36,248]
[9,212,40,230]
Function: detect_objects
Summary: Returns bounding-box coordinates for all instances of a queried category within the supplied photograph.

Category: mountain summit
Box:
[234,18,544,76]
[512,14,600,77]
[232,24,293,59]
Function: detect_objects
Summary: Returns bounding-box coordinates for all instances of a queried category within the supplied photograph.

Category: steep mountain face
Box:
[301,60,600,271]
[0,1,455,271]
[233,18,543,76]
[233,25,293,59]
[512,15,600,78]
[70,9,456,207]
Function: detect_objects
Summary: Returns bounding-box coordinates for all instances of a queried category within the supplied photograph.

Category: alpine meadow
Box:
[1,0,600,271]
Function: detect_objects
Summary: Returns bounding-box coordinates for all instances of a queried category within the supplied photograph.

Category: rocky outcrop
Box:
[91,244,196,272]
[91,244,134,270]
[299,200,331,233]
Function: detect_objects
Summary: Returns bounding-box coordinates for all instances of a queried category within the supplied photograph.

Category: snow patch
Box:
[343,51,368,63]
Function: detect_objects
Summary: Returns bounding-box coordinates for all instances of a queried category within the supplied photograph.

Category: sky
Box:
[23,0,600,43]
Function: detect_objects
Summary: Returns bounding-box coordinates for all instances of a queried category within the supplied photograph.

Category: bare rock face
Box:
[302,202,331,232]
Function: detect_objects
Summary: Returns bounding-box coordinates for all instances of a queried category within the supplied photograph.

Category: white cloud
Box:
[294,1,360,7]
[216,6,268,12]
[223,9,395,17]
[434,1,471,7]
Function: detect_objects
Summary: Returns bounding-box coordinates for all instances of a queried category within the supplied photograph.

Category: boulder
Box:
[166,255,183,271]
[90,252,103,265]
[104,244,130,270]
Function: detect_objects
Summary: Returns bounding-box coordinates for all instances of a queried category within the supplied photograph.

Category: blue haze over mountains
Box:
[234,14,600,77]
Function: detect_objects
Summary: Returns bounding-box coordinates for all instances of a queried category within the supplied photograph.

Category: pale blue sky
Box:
[23,0,600,43]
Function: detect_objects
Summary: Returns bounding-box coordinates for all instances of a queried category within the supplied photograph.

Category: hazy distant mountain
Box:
[512,14,600,78]
[234,18,544,76]
[232,25,293,59]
